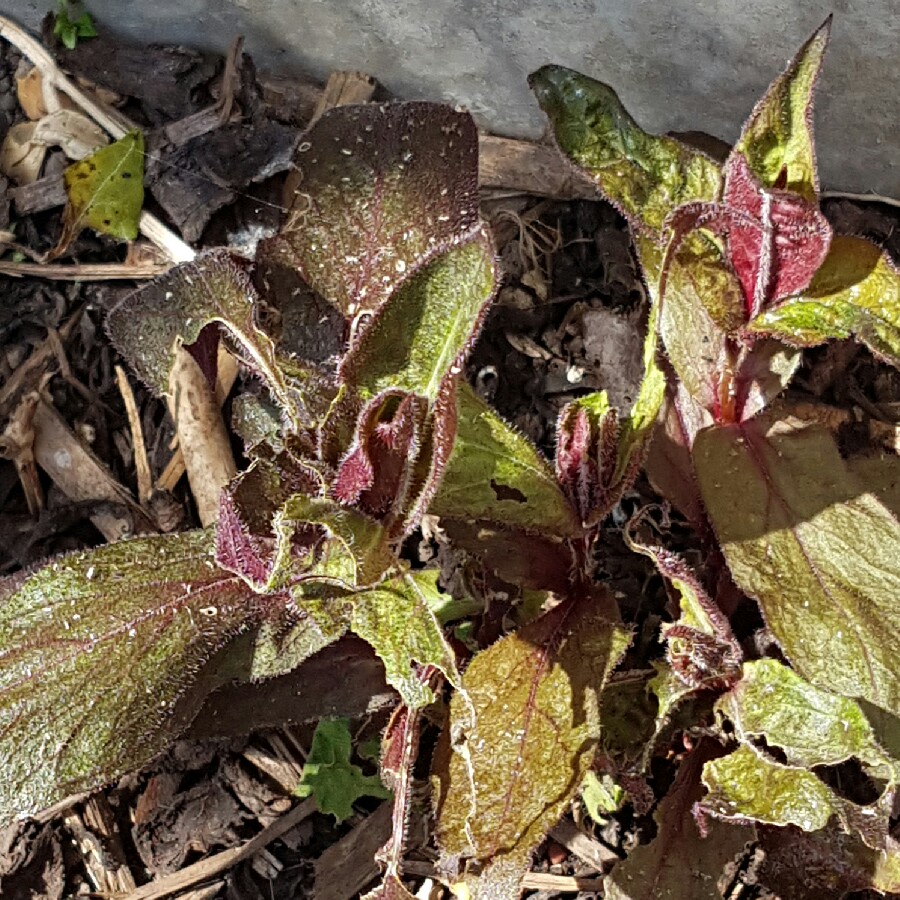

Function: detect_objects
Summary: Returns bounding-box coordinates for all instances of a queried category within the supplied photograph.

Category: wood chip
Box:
[32,398,158,541]
[167,346,237,527]
[115,798,317,900]
[549,819,620,871]
[313,802,392,900]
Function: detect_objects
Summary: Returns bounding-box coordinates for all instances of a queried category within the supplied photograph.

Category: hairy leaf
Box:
[748,236,900,369]
[334,391,427,527]
[625,519,741,691]
[657,234,736,416]
[296,718,390,821]
[434,591,630,890]
[529,66,721,232]
[107,250,309,430]
[734,17,830,198]
[277,495,396,593]
[695,417,900,714]
[701,744,837,830]
[431,383,579,537]
[0,530,269,825]
[605,742,754,900]
[667,155,831,320]
[347,571,462,708]
[54,129,144,256]
[275,101,481,317]
[341,231,496,402]
[717,659,896,774]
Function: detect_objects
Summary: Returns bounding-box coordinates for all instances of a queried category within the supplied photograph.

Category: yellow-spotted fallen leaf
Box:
[49,130,145,260]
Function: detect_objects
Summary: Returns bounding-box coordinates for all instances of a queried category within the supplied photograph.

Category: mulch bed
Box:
[1,13,898,900]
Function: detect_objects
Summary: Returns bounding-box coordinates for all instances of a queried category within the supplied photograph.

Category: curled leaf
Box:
[529,66,721,233]
[108,250,315,431]
[734,16,831,198]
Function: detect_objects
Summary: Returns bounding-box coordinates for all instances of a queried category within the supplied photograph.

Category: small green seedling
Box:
[53,1,98,50]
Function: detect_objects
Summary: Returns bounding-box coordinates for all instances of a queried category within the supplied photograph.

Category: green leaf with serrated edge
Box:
[606,742,754,900]
[529,66,721,233]
[701,744,837,830]
[0,530,270,826]
[734,18,830,199]
[581,771,625,823]
[296,718,390,821]
[107,250,309,432]
[275,101,481,317]
[60,130,144,242]
[431,382,580,538]
[748,236,900,369]
[717,659,896,776]
[347,570,462,709]
[340,231,496,403]
[433,591,630,887]
[695,416,900,714]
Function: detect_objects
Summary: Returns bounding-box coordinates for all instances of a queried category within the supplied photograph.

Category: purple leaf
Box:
[274,101,481,318]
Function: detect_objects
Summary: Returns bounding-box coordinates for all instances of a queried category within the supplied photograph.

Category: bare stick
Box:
[32,399,159,540]
[112,799,317,900]
[114,365,153,505]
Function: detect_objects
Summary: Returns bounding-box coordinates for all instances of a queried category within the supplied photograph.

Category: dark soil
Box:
[1,17,899,900]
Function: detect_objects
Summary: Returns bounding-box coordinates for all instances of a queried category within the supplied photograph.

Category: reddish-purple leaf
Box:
[215,449,324,590]
[274,101,481,318]
[721,154,831,317]
[334,391,426,521]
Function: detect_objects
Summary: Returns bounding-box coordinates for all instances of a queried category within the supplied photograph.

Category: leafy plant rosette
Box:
[1,17,899,900]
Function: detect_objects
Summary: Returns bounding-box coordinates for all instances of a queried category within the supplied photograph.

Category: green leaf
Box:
[273,101,482,318]
[107,250,312,431]
[0,530,266,825]
[431,382,580,537]
[748,236,900,369]
[341,232,497,403]
[695,416,900,714]
[529,66,721,233]
[605,742,754,900]
[701,744,836,830]
[581,771,624,823]
[717,659,896,774]
[434,591,630,891]
[277,495,396,592]
[734,17,830,198]
[57,130,144,248]
[347,571,462,708]
[296,718,390,821]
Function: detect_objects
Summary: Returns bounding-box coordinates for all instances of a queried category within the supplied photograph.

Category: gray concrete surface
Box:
[3,1,897,196]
